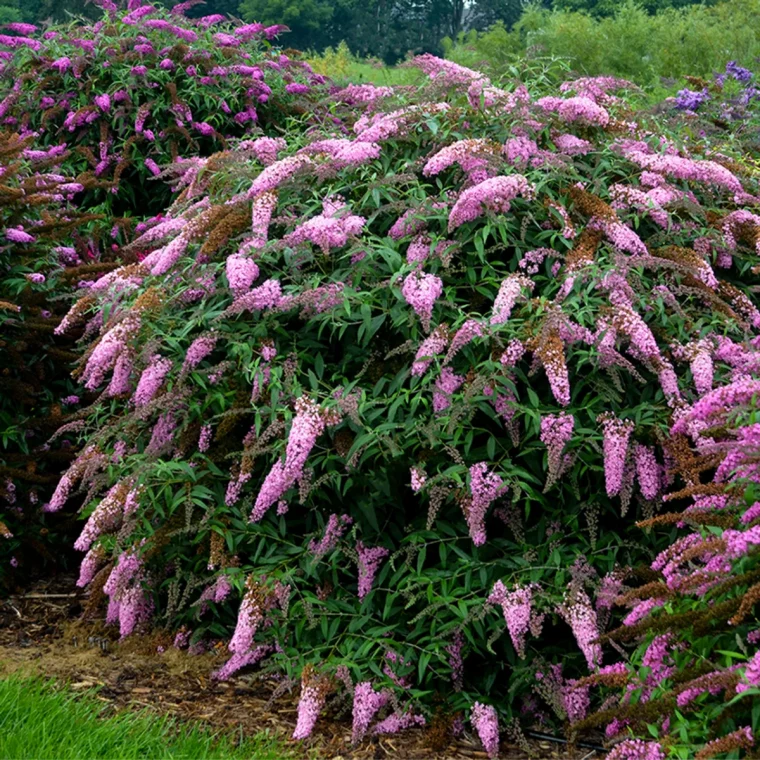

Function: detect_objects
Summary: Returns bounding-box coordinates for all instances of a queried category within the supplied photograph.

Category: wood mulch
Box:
[0,576,603,759]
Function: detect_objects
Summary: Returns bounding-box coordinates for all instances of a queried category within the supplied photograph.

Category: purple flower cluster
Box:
[356,541,389,600]
[372,710,426,735]
[410,467,427,493]
[74,481,135,551]
[103,547,152,639]
[226,253,260,294]
[246,154,313,199]
[448,175,534,231]
[540,413,574,489]
[251,397,327,521]
[539,95,610,126]
[229,582,264,655]
[433,367,464,413]
[284,198,365,254]
[351,682,389,743]
[558,588,602,670]
[621,145,743,195]
[133,355,172,407]
[183,335,217,371]
[607,739,666,760]
[401,271,443,332]
[470,702,499,759]
[489,580,533,658]
[634,444,660,501]
[490,274,534,326]
[309,513,353,558]
[465,462,506,546]
[76,547,104,588]
[445,319,483,364]
[422,138,496,180]
[598,413,635,498]
[674,87,710,111]
[301,138,381,169]
[293,678,327,740]
[411,325,448,377]
[78,315,140,390]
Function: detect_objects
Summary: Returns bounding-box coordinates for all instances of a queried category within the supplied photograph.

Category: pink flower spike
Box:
[470,702,499,759]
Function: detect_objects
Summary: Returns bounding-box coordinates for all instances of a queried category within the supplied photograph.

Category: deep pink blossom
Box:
[352,682,389,743]
[356,541,388,600]
[433,367,464,412]
[226,253,259,294]
[540,413,574,488]
[401,271,443,332]
[634,444,660,500]
[465,462,506,546]
[470,702,499,759]
[183,335,217,371]
[445,319,483,364]
[133,355,172,407]
[598,413,635,497]
[489,580,532,658]
[448,175,534,231]
[309,513,353,558]
[491,274,534,326]
[411,325,448,376]
[251,397,326,522]
[246,154,312,199]
[607,739,666,760]
[558,588,602,670]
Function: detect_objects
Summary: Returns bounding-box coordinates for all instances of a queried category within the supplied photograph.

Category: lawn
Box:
[0,677,299,760]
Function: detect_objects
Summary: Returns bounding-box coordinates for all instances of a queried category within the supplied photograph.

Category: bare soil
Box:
[0,576,601,759]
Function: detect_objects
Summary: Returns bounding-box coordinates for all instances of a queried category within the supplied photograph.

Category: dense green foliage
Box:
[552,0,717,14]
[445,0,760,83]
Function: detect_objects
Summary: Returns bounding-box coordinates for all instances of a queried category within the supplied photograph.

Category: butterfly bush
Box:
[39,40,760,753]
[0,129,115,584]
[0,3,334,587]
[0,5,332,220]
[574,385,760,757]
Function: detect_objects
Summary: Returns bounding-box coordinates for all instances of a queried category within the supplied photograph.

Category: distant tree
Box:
[552,0,718,15]
[469,0,532,30]
[237,0,526,60]
[238,0,338,50]
[21,0,98,25]
[347,0,471,61]
[0,2,20,23]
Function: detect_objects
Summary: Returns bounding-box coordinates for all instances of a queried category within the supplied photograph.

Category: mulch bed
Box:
[0,575,602,759]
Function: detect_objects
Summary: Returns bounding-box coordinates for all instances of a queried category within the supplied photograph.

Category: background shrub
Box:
[445,0,760,84]
[0,6,330,586]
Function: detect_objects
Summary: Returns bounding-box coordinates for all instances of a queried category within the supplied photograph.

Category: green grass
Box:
[0,677,300,760]
[305,43,422,87]
[341,62,422,87]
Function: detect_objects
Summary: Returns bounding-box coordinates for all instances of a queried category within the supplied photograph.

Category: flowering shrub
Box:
[672,61,758,122]
[37,47,760,754]
[0,129,113,585]
[574,384,760,758]
[665,60,760,174]
[0,2,338,586]
[0,4,332,218]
